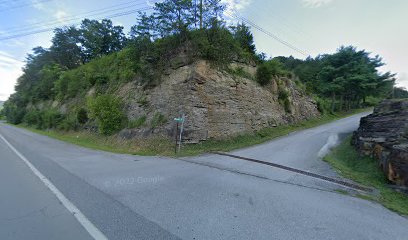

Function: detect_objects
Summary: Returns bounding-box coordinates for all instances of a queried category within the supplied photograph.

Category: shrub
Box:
[87,95,125,135]
[40,109,64,129]
[278,89,289,102]
[283,98,292,113]
[150,112,167,128]
[256,59,289,86]
[314,97,331,114]
[256,64,273,86]
[128,115,146,128]
[3,102,26,124]
[23,109,42,127]
[22,109,63,129]
[77,108,88,124]
[57,114,78,131]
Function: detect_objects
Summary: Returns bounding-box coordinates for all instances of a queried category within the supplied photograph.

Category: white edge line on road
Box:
[0,133,108,240]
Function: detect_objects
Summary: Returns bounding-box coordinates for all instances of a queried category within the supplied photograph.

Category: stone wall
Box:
[352,99,408,186]
[119,60,320,142]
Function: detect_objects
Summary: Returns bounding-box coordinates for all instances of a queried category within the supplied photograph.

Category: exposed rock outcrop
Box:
[352,99,408,186]
[119,60,320,142]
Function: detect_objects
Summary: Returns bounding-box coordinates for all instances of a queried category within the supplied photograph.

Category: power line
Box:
[1,0,151,34]
[230,13,310,57]
[0,0,53,12]
[0,6,152,41]
[0,52,24,62]
[0,0,26,5]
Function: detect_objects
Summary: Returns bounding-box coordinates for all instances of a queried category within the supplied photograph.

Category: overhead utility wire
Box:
[229,12,310,57]
[2,0,150,33]
[0,0,53,12]
[0,6,152,41]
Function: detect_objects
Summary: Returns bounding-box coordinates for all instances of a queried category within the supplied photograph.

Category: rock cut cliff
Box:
[118,60,320,142]
[353,100,408,186]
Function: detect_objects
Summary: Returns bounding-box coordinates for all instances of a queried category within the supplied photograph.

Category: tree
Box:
[154,0,194,38]
[87,95,125,135]
[79,19,127,62]
[315,46,395,110]
[202,0,225,28]
[50,27,83,69]
[34,64,64,101]
[129,12,158,40]
[393,87,408,99]
[231,23,256,54]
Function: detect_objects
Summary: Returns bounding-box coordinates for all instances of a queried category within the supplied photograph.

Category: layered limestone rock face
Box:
[352,100,408,186]
[119,60,320,142]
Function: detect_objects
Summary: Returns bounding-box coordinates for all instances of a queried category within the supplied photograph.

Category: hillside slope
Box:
[117,60,319,142]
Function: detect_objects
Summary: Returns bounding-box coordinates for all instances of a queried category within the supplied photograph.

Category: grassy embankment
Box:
[324,136,408,216]
[13,108,370,156]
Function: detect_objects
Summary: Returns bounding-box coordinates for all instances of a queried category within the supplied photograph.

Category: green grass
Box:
[324,136,408,216]
[16,126,175,156]
[12,108,369,157]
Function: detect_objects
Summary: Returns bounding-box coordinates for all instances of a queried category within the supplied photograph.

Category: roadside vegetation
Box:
[324,136,408,216]
[1,0,407,151]
[14,108,369,157]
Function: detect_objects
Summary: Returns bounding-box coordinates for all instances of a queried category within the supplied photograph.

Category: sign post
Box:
[174,114,185,154]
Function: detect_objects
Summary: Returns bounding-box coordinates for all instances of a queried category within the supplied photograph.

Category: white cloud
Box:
[54,10,69,23]
[396,72,408,88]
[0,57,23,101]
[222,0,252,15]
[302,0,333,8]
[31,0,46,11]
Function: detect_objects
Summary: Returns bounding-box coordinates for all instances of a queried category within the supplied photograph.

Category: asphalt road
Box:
[1,112,408,240]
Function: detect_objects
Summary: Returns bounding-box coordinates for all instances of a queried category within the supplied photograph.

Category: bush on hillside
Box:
[87,95,125,135]
[256,59,288,86]
[22,108,64,129]
[77,108,88,124]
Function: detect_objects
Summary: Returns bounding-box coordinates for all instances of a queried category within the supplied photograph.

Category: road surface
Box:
[1,112,408,240]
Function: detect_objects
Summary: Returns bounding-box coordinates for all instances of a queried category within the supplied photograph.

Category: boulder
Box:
[352,99,408,186]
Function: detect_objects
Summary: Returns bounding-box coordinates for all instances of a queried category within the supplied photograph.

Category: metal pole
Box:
[175,122,179,154]
[178,114,185,153]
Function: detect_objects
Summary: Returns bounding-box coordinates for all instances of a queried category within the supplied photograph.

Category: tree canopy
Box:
[1,0,399,133]
[277,46,396,111]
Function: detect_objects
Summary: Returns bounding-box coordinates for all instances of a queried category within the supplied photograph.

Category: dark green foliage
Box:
[87,95,125,135]
[277,46,396,111]
[40,109,64,129]
[77,108,88,124]
[314,97,331,114]
[79,19,127,62]
[22,109,63,129]
[230,23,256,54]
[58,115,79,131]
[3,100,26,124]
[256,59,288,86]
[278,88,289,102]
[393,87,408,99]
[283,98,291,113]
[22,109,42,127]
[34,64,64,101]
[150,112,167,128]
[50,27,83,69]
[256,64,273,86]
[196,26,242,66]
[54,49,137,99]
[277,87,291,113]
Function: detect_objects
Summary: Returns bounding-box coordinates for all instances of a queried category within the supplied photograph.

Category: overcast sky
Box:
[0,0,407,101]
